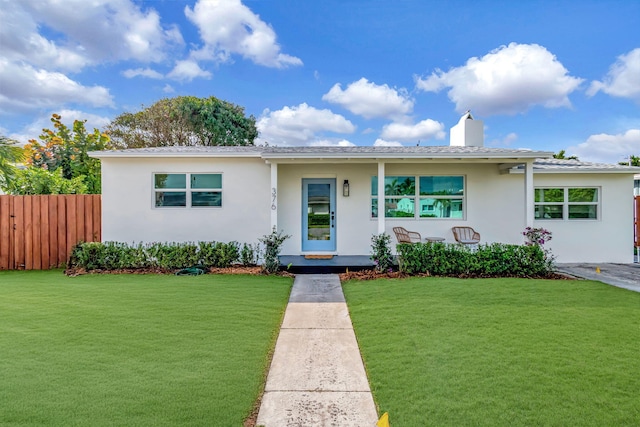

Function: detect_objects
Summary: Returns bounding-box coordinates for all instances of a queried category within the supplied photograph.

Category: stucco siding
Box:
[277,163,378,255]
[533,174,634,263]
[99,156,635,263]
[382,163,526,247]
[101,157,272,244]
[276,163,530,256]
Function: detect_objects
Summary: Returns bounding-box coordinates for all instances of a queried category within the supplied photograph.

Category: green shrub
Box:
[259,229,290,274]
[150,242,199,270]
[397,242,555,277]
[198,241,240,268]
[68,241,243,271]
[371,233,394,272]
[6,167,88,195]
[240,243,259,266]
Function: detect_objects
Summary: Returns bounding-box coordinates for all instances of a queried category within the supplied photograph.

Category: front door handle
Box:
[331,211,335,228]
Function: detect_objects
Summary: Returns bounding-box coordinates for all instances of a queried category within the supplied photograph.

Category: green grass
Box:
[0,270,292,426]
[343,277,640,426]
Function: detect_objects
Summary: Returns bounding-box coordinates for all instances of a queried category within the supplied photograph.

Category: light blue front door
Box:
[302,179,336,252]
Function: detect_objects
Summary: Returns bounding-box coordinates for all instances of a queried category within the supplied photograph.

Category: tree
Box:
[23,114,109,194]
[618,155,640,166]
[0,136,24,191]
[553,150,578,160]
[106,96,258,149]
[5,168,87,195]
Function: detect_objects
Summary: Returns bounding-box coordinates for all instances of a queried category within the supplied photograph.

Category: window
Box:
[534,187,598,220]
[371,175,464,219]
[418,176,464,218]
[154,173,222,208]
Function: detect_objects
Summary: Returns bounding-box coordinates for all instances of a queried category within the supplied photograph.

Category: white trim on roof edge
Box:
[89,145,554,161]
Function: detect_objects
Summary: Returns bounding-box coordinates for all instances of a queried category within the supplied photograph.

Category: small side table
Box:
[425,237,445,243]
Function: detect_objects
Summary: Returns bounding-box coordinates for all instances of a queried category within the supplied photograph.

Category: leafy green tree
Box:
[618,155,640,166]
[6,168,87,195]
[0,136,24,191]
[106,96,258,149]
[24,114,108,193]
[553,150,578,160]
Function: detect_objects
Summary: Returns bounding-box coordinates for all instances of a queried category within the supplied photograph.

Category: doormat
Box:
[304,255,334,259]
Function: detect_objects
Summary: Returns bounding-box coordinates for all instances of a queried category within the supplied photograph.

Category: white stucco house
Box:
[90,114,639,263]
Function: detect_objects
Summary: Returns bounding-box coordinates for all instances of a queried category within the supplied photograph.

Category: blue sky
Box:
[1,0,639,163]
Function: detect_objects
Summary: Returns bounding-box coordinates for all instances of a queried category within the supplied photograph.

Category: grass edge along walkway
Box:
[0,270,293,426]
[343,276,640,427]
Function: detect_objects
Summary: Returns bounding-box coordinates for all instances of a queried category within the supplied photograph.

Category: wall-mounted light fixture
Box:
[343,180,350,197]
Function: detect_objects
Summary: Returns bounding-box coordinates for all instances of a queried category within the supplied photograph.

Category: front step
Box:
[279,255,375,274]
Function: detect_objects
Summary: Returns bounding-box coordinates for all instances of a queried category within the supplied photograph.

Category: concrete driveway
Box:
[557,263,640,293]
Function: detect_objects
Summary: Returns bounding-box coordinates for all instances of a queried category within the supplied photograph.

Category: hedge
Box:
[68,241,248,271]
[396,242,555,277]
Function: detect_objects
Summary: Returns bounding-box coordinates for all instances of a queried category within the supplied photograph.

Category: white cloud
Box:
[0,0,181,113]
[415,43,584,116]
[588,48,640,102]
[123,68,164,79]
[9,109,112,145]
[9,0,183,65]
[167,60,212,82]
[184,0,302,69]
[0,1,91,71]
[256,103,355,146]
[0,60,113,114]
[163,84,175,94]
[380,119,445,142]
[374,139,403,147]
[567,129,640,164]
[322,78,414,119]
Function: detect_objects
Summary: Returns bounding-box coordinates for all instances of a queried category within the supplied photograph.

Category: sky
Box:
[1,0,639,164]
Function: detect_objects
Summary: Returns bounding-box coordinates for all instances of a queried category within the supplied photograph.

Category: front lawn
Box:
[0,271,292,426]
[343,277,640,426]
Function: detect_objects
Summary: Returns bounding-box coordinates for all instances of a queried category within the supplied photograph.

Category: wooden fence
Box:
[0,195,101,270]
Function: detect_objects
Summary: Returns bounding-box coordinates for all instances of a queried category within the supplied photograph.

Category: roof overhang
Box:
[260,147,552,164]
[89,146,554,163]
[88,146,640,174]
[508,159,640,175]
[509,168,640,174]
[88,149,263,159]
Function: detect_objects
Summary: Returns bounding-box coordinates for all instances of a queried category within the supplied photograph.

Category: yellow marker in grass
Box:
[377,412,389,427]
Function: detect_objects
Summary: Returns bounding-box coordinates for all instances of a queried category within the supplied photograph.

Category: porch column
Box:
[524,160,534,228]
[270,162,278,231]
[377,161,385,234]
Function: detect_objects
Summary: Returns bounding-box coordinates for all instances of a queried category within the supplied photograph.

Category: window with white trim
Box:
[154,173,222,208]
[534,187,598,220]
[371,175,464,219]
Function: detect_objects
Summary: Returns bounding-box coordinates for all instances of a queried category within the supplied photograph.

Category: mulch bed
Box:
[65,266,294,277]
[66,266,570,281]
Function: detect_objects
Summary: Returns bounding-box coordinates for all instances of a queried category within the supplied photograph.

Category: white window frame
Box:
[371,175,465,220]
[534,187,600,221]
[153,173,223,209]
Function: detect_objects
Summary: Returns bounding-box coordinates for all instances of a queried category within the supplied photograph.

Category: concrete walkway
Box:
[257,274,378,427]
[557,263,640,293]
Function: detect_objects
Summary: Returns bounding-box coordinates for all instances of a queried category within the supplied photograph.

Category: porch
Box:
[279,255,375,274]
